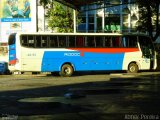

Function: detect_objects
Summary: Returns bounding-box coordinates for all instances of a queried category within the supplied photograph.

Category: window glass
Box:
[112,37,121,47]
[35,36,41,48]
[68,36,75,47]
[139,36,153,58]
[122,35,138,47]
[89,16,94,23]
[49,36,58,48]
[86,36,95,47]
[95,36,104,47]
[104,37,113,47]
[58,36,67,47]
[8,33,16,45]
[21,35,28,47]
[76,36,84,47]
[28,35,35,47]
[41,36,48,48]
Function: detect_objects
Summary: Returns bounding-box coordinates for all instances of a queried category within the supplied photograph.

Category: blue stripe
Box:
[41,51,125,72]
[9,45,16,61]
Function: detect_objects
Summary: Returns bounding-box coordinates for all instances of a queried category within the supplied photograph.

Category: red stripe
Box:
[69,48,139,53]
[9,60,16,64]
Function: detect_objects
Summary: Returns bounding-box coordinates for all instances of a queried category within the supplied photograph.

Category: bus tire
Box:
[60,64,73,77]
[127,63,139,73]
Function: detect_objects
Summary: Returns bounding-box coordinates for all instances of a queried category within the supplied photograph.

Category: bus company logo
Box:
[64,53,80,57]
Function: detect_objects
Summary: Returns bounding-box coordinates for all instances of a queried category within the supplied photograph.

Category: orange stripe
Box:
[69,48,139,53]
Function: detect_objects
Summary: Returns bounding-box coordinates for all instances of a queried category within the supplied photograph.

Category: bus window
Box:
[21,35,28,47]
[95,36,104,47]
[104,37,113,47]
[35,36,41,48]
[122,36,138,48]
[28,35,35,47]
[58,36,67,47]
[139,36,153,58]
[68,36,75,47]
[86,36,95,47]
[49,36,58,48]
[76,36,84,47]
[8,33,16,45]
[111,36,122,47]
[42,36,48,48]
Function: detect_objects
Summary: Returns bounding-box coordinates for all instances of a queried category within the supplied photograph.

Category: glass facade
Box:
[77,0,138,33]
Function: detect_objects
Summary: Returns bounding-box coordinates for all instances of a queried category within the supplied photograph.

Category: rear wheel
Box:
[60,64,73,77]
[127,63,139,73]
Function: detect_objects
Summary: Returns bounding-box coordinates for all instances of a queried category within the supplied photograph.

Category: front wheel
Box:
[127,63,139,73]
[60,64,74,77]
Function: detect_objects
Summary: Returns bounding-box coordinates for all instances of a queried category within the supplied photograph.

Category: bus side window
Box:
[58,36,67,47]
[49,36,58,48]
[42,36,48,48]
[95,36,103,48]
[76,36,84,47]
[21,35,28,47]
[122,37,127,47]
[8,33,16,45]
[123,36,138,48]
[68,36,75,47]
[35,36,41,48]
[112,37,121,47]
[86,36,95,47]
[28,35,35,47]
[104,37,112,47]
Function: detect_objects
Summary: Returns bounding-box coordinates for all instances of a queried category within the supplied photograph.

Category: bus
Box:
[8,32,157,76]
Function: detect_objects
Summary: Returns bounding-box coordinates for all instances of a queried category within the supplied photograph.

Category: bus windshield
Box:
[8,33,16,45]
[139,36,154,58]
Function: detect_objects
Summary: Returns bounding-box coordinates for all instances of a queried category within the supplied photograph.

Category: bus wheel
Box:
[128,63,139,73]
[60,64,73,77]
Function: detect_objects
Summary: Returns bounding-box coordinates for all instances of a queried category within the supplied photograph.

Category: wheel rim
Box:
[64,67,71,75]
[130,66,136,72]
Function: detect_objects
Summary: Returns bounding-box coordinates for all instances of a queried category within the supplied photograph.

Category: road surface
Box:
[0,71,160,120]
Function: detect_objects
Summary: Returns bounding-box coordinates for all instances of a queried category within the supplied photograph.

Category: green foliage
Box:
[47,2,72,32]
[136,0,160,41]
[40,1,81,33]
[39,0,50,7]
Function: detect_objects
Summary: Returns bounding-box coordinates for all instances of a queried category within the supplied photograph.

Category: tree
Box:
[136,0,160,41]
[40,0,81,32]
[47,2,74,32]
[39,0,50,7]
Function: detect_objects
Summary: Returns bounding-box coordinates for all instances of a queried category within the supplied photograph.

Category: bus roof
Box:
[15,32,149,37]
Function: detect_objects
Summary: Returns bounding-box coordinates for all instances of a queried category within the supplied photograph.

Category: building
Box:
[77,0,138,33]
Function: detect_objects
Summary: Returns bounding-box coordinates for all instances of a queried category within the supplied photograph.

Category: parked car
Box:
[0,61,10,74]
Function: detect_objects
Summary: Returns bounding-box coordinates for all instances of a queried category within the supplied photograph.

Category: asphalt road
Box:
[0,71,160,120]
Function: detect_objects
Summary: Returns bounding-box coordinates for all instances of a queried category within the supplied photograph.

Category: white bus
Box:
[8,32,157,76]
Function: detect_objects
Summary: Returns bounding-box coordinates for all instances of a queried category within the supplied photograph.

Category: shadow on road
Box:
[0,74,160,120]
